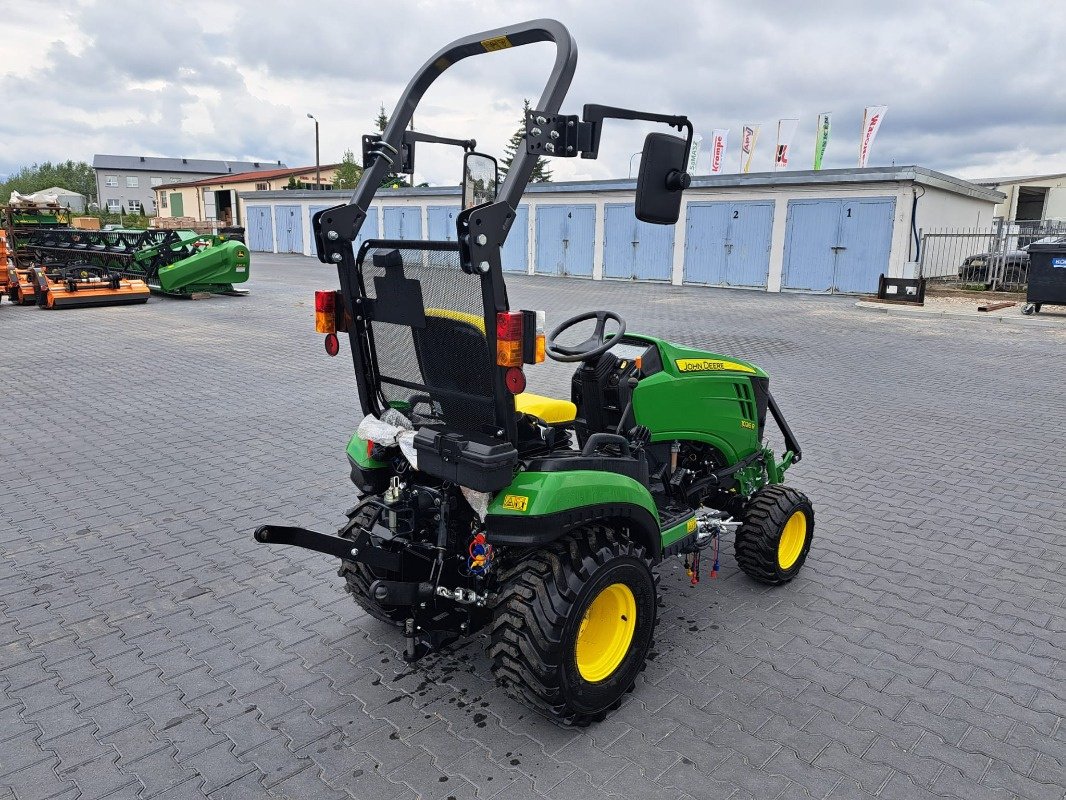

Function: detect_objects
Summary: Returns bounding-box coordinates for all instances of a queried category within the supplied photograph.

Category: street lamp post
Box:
[628,151,642,178]
[307,113,320,189]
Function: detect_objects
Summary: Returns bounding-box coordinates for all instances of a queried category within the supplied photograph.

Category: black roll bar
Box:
[315,19,577,262]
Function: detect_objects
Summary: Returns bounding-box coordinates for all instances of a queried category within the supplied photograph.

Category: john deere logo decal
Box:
[501,495,529,512]
[675,358,756,374]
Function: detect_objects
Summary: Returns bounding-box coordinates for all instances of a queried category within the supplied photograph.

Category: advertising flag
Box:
[814,113,831,170]
[687,133,703,175]
[709,129,728,174]
[858,105,888,168]
[774,118,799,169]
[741,125,759,173]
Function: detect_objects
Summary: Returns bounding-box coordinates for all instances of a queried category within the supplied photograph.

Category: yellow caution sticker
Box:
[686,517,697,533]
[675,358,756,374]
[501,494,529,512]
[740,419,757,430]
[481,35,513,52]
[434,56,451,71]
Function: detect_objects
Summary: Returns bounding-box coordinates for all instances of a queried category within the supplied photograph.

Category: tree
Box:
[372,104,409,188]
[334,148,362,190]
[500,99,552,183]
[0,160,97,202]
[286,176,299,190]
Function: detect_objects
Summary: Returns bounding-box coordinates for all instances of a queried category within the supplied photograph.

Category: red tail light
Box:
[315,290,336,334]
[496,311,523,367]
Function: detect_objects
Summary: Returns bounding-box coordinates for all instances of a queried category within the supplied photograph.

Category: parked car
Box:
[958,250,1028,283]
[957,235,1066,285]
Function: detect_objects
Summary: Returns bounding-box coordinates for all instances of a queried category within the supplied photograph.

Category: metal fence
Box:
[918,220,1066,291]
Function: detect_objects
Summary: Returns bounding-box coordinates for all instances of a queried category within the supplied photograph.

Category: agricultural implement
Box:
[28,263,149,309]
[16,227,250,298]
[2,202,69,304]
[255,19,814,725]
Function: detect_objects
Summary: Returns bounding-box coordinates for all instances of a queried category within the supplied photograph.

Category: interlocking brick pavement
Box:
[2,254,1064,799]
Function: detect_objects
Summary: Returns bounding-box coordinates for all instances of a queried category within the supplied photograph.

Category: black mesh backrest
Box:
[359,242,497,434]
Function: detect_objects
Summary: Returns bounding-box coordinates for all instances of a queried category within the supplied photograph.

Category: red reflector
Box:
[324,332,340,356]
[505,366,526,394]
[315,290,335,313]
[366,439,375,459]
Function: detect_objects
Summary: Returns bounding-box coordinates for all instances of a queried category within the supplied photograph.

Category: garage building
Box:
[242,165,1001,294]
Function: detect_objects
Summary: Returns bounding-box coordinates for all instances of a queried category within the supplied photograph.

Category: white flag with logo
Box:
[687,134,703,174]
[775,118,799,169]
[858,105,888,167]
[709,129,728,174]
[741,125,760,173]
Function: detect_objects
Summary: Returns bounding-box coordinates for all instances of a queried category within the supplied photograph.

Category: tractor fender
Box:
[483,470,662,561]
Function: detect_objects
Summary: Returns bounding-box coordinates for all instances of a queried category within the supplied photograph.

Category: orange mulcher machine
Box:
[27,263,149,308]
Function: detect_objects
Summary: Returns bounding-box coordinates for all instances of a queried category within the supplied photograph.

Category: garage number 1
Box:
[846,207,852,217]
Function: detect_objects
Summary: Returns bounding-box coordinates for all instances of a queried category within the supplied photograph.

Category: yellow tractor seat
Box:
[515,392,577,424]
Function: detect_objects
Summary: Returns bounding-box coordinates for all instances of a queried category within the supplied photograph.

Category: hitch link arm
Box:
[253,524,400,572]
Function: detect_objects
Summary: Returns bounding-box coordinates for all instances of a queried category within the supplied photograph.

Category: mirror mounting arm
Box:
[525,103,694,167]
[580,104,693,163]
[362,131,478,177]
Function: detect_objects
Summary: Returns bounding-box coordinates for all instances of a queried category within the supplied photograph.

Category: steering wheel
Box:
[545,310,627,363]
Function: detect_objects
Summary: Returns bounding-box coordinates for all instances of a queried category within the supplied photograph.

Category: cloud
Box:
[1,0,1064,188]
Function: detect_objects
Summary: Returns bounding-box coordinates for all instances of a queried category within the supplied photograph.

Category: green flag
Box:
[814,113,831,170]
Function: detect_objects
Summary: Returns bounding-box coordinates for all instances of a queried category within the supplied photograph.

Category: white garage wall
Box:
[243,168,1000,293]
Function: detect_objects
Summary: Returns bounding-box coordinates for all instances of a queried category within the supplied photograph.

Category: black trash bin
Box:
[219,226,246,244]
[1023,241,1066,314]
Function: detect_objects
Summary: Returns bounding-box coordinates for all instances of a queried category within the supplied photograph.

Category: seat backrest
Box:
[411,309,496,428]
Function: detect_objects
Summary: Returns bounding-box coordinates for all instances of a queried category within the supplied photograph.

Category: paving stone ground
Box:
[2,253,1064,800]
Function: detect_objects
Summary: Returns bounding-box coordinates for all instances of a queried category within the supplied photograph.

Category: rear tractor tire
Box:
[337,501,406,626]
[735,484,814,585]
[489,525,657,726]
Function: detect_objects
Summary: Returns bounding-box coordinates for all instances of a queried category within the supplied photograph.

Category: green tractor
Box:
[255,19,813,725]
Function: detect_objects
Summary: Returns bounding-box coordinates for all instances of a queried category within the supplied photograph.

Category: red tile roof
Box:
[159,164,341,190]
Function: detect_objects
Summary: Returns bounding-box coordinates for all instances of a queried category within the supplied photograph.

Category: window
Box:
[255,182,268,191]
[160,193,168,209]
[105,175,118,187]
[150,176,162,186]
[107,199,121,212]
[126,176,139,188]
[127,200,142,214]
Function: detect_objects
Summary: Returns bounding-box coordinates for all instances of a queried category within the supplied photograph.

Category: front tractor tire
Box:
[489,525,657,726]
[734,485,814,585]
[337,502,406,626]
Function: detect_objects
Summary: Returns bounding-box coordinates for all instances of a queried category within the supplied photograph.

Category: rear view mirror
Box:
[635,132,690,224]
[463,152,498,210]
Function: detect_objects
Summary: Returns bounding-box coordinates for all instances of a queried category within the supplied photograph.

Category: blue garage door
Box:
[684,201,774,288]
[274,205,303,254]
[308,205,331,255]
[354,207,379,256]
[502,204,529,273]
[603,203,674,281]
[246,206,273,252]
[383,207,422,240]
[535,205,595,277]
[782,197,896,293]
[427,206,459,241]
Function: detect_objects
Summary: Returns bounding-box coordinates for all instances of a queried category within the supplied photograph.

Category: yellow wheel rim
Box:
[575,583,637,683]
[778,510,808,570]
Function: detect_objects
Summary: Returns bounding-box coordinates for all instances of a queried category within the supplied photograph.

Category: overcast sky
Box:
[3,0,1064,189]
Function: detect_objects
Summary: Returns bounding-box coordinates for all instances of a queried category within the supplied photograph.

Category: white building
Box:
[974,172,1066,223]
[241,165,1002,294]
